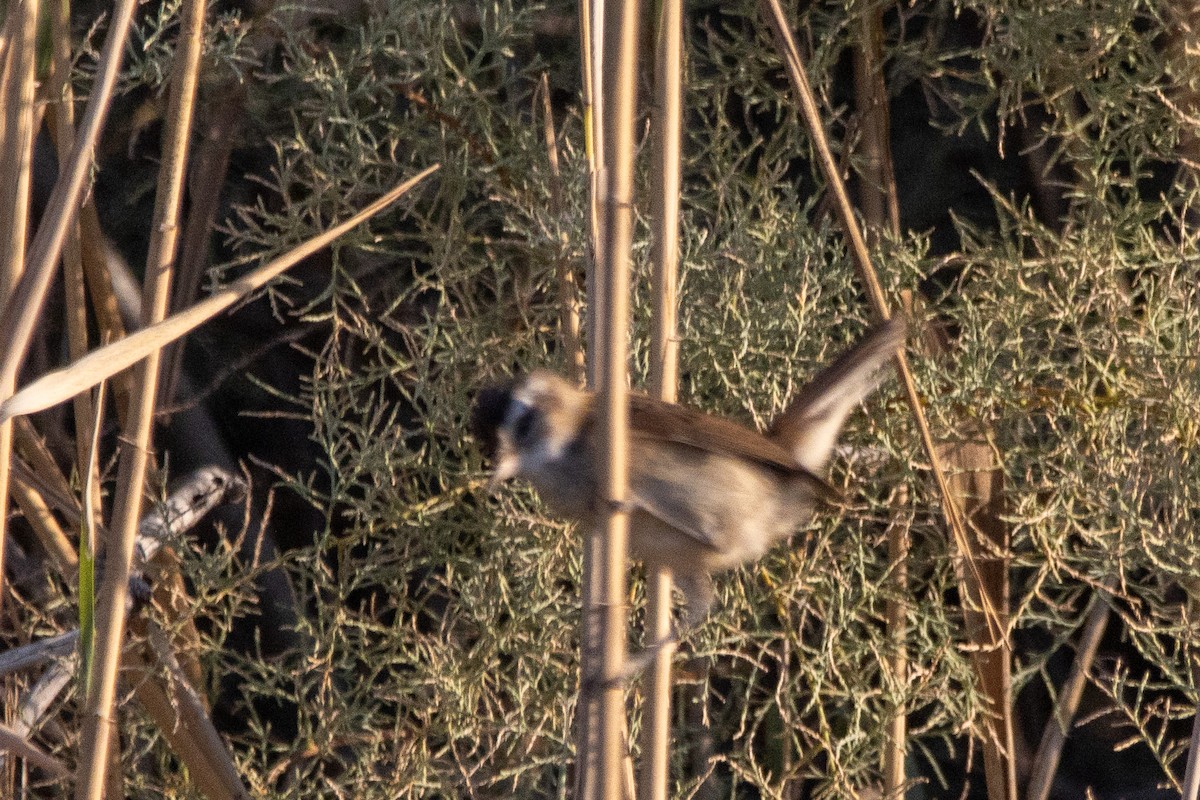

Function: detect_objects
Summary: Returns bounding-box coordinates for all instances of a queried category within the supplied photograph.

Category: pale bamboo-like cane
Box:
[640,0,684,795]
[593,0,642,796]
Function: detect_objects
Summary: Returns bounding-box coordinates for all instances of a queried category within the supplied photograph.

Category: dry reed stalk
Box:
[0,0,138,388]
[0,0,37,298]
[762,6,1017,797]
[73,0,208,790]
[9,478,75,573]
[12,416,93,539]
[46,0,106,527]
[852,8,899,241]
[576,1,603,795]
[0,0,139,632]
[160,86,245,410]
[129,620,250,799]
[640,0,683,795]
[939,435,1015,800]
[0,0,40,623]
[593,0,642,796]
[540,72,585,385]
[0,720,69,780]
[757,0,999,642]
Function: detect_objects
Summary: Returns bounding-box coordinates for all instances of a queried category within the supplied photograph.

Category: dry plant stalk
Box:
[0,0,40,624]
[45,0,107,528]
[856,19,905,798]
[2,165,438,423]
[74,0,208,790]
[576,0,603,791]
[3,467,246,792]
[539,72,584,384]
[938,435,1015,800]
[759,0,1000,643]
[640,0,683,796]
[587,0,642,796]
[0,720,70,780]
[0,0,140,624]
[852,7,900,241]
[0,0,37,296]
[758,4,1012,796]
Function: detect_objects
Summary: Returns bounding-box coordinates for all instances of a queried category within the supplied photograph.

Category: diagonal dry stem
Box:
[2,165,439,424]
[757,0,1002,643]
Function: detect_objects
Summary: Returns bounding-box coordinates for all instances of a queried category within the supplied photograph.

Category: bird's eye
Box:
[513,408,536,442]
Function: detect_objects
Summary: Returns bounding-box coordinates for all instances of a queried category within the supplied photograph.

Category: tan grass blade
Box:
[1,165,439,424]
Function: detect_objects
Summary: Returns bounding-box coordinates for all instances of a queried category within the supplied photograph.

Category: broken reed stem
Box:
[74,0,207,791]
[640,0,683,796]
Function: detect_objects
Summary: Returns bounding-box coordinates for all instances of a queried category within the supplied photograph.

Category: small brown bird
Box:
[471,315,905,625]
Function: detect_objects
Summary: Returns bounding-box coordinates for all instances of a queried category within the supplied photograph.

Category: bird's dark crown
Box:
[470,382,515,459]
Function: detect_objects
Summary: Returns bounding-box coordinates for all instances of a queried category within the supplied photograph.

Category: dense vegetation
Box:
[2,0,1198,797]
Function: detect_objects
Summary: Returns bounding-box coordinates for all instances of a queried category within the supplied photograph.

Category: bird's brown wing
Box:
[627,393,838,503]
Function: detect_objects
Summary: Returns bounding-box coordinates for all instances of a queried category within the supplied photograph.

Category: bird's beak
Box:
[486,443,519,493]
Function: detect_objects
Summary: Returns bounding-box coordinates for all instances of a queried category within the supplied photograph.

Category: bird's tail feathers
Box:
[768,315,906,473]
